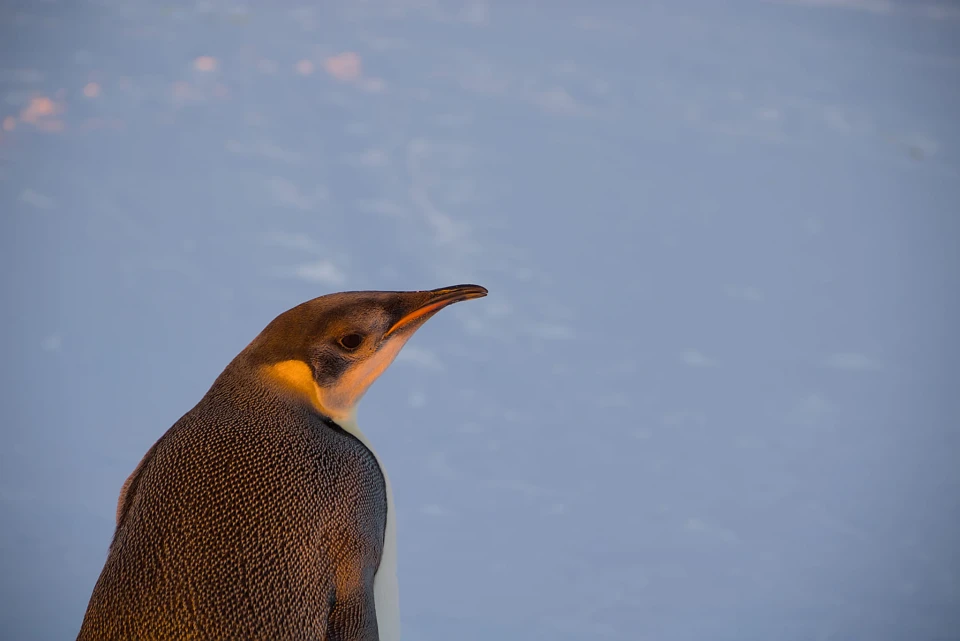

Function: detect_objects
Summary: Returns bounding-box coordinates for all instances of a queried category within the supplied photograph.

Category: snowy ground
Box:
[2,1,959,639]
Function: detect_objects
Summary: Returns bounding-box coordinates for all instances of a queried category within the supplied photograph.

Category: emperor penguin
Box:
[76,284,487,641]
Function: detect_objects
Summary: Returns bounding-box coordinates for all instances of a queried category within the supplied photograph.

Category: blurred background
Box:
[2,1,958,639]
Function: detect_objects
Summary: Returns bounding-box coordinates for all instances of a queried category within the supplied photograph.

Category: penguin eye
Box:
[338,333,364,350]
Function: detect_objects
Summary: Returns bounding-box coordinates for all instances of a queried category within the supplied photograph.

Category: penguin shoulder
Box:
[115,439,161,528]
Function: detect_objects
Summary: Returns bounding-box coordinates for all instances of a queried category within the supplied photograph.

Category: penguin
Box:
[76,284,487,641]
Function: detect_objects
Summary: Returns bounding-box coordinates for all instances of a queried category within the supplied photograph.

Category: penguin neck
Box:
[325,413,401,641]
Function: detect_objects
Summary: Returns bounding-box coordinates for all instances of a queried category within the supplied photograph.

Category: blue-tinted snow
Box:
[2,1,958,639]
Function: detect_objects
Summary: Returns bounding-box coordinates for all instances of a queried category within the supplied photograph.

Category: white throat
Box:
[337,414,400,641]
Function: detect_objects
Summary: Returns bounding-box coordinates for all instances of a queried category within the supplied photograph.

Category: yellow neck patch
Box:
[262,359,334,418]
[261,335,412,424]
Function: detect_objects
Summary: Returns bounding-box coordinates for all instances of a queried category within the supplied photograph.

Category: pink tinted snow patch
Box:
[324,52,362,81]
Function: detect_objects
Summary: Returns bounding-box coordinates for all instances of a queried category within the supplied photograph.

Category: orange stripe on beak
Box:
[384,284,488,338]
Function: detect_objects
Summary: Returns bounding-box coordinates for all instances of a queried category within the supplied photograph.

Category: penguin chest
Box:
[332,417,400,641]
[303,423,389,594]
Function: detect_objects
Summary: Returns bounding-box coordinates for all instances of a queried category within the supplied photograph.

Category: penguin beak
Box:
[384,284,488,338]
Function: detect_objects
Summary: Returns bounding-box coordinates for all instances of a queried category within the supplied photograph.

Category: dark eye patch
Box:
[313,350,349,386]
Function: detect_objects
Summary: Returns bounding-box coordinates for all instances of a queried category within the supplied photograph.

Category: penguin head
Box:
[246,284,487,423]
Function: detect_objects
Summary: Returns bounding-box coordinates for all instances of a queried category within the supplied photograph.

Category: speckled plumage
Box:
[77,363,387,641]
[76,285,487,641]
